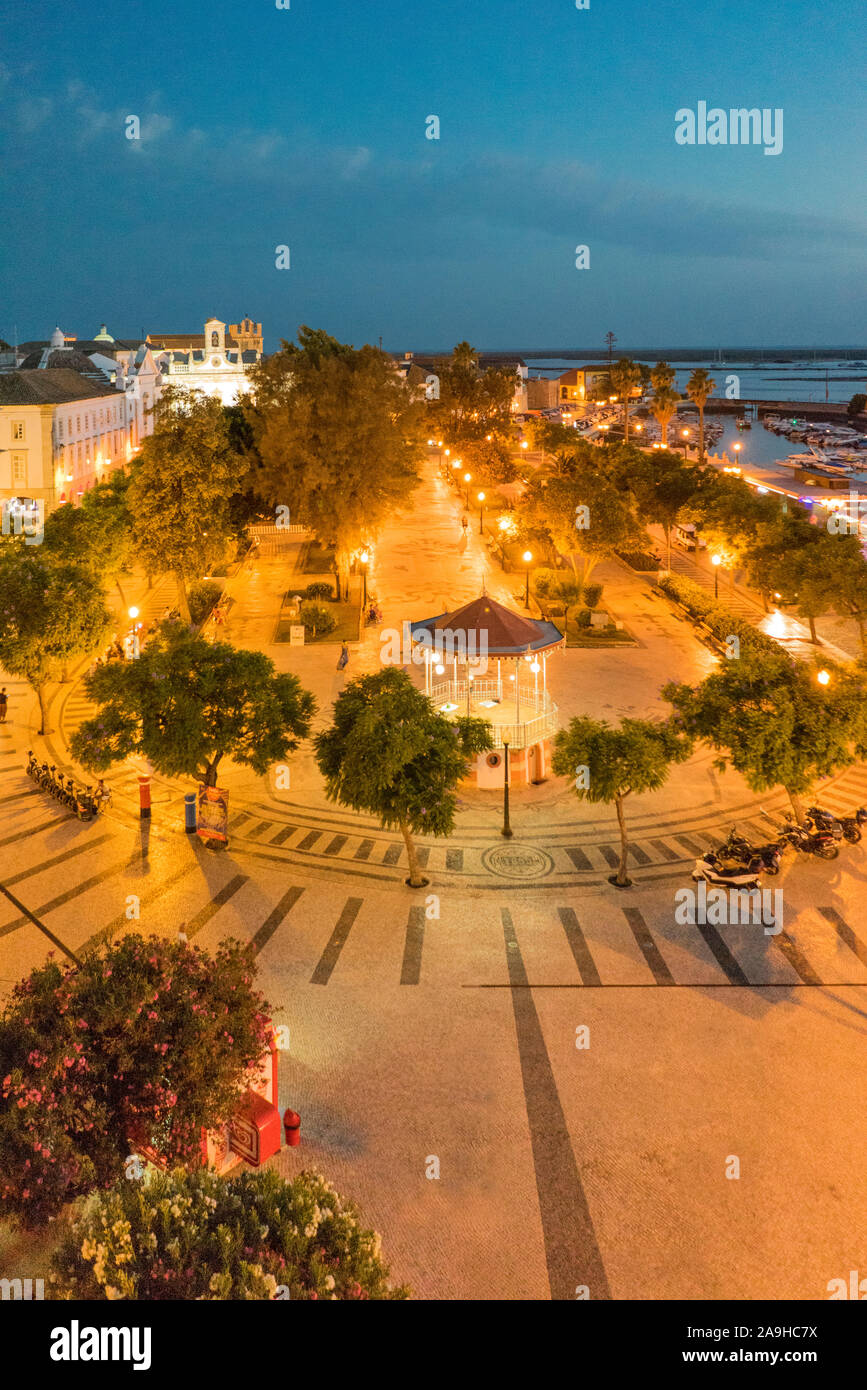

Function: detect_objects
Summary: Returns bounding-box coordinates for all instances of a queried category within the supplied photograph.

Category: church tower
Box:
[204,318,226,354]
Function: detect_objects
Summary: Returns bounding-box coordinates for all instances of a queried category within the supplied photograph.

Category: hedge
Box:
[656,572,779,657]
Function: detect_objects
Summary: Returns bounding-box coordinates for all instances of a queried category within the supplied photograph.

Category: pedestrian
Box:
[336,642,349,671]
[0,687,6,723]
[461,513,469,532]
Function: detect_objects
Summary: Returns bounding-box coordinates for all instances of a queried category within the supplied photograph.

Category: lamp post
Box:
[463,472,472,509]
[501,736,513,838]
[477,491,486,534]
[817,668,830,686]
[711,552,721,599]
[360,549,369,607]
[522,550,533,609]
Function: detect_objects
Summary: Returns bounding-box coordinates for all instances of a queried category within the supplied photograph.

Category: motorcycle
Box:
[716,826,783,876]
[762,809,839,860]
[26,750,39,780]
[692,853,763,890]
[806,804,867,845]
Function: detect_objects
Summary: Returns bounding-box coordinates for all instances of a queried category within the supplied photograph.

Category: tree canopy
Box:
[314,667,492,885]
[71,624,316,787]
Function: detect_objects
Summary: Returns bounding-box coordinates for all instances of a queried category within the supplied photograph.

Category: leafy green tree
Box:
[821,533,867,656]
[53,1167,408,1300]
[128,389,240,622]
[846,393,866,418]
[663,650,867,821]
[555,575,583,638]
[0,935,271,1226]
[314,668,492,887]
[688,469,779,562]
[633,451,704,568]
[649,361,680,448]
[686,368,716,461]
[43,474,134,602]
[609,358,642,442]
[427,341,517,445]
[248,327,424,598]
[459,433,517,485]
[552,716,692,887]
[71,625,315,787]
[0,549,112,732]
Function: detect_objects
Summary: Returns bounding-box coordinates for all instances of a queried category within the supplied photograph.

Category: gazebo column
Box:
[497,658,502,701]
[515,660,521,725]
[453,656,458,704]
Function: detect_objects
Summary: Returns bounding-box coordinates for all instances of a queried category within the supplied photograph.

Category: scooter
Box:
[806,804,867,844]
[26,750,39,779]
[692,854,763,890]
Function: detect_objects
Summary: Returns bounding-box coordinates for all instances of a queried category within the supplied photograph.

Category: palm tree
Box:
[686,368,716,461]
[650,362,678,447]
[609,358,642,442]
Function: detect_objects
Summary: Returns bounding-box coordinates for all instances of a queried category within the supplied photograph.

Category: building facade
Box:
[0,368,131,517]
[152,318,260,406]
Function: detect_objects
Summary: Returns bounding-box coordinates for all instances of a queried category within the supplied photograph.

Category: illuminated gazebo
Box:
[410,593,564,787]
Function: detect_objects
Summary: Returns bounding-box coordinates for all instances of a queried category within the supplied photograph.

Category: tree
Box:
[649,361,679,448]
[427,341,518,445]
[847,393,866,418]
[0,934,271,1226]
[686,368,716,461]
[70,624,315,787]
[555,575,583,639]
[663,650,867,821]
[552,716,692,887]
[459,433,517,486]
[0,549,112,733]
[741,512,827,628]
[52,1167,409,1300]
[314,668,492,887]
[43,474,134,603]
[631,450,704,569]
[128,389,240,622]
[248,327,424,598]
[821,533,867,656]
[609,358,642,442]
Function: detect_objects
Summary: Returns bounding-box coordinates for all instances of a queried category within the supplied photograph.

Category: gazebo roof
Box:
[410,593,564,656]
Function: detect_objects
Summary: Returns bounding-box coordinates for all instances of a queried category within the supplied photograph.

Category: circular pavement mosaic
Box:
[481,844,555,879]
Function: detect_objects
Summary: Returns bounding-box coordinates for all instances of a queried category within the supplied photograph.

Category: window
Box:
[85,414,89,431]
[76,416,81,433]
[12,421,24,441]
[58,419,64,438]
[99,410,104,424]
[12,454,26,486]
[211,331,219,347]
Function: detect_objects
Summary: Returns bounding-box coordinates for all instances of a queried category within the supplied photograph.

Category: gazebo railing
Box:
[429,680,558,749]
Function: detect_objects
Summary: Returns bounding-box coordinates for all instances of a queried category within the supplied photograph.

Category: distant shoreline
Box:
[406,347,867,364]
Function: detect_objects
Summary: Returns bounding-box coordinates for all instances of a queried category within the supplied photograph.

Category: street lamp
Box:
[501,735,513,838]
[477,491,486,534]
[463,472,472,508]
[817,668,830,686]
[711,552,721,598]
[733,441,742,465]
[523,550,533,608]
[360,549,370,607]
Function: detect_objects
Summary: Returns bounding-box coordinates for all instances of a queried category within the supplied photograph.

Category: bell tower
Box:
[204,318,226,354]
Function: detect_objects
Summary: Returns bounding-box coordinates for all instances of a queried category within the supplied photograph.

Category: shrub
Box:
[657,572,779,656]
[299,602,337,639]
[582,583,603,610]
[576,608,593,629]
[617,549,661,571]
[0,936,270,1227]
[847,393,866,418]
[305,582,334,601]
[531,567,560,599]
[187,579,223,626]
[51,1166,410,1301]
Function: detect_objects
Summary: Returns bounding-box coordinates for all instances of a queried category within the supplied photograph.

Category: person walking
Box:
[0,687,7,723]
[336,642,349,671]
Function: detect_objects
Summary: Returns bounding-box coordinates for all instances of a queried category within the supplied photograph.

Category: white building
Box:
[152,318,259,406]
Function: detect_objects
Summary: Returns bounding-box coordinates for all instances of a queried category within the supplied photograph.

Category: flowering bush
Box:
[0,935,271,1227]
[51,1166,409,1300]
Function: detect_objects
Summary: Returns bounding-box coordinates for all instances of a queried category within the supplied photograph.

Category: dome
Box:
[50,326,66,349]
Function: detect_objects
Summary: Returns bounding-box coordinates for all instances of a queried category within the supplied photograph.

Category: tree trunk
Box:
[204,758,219,788]
[36,682,50,736]
[399,818,427,887]
[786,787,805,824]
[808,614,820,644]
[614,792,632,886]
[698,404,705,462]
[174,571,192,624]
[115,577,127,607]
[666,525,672,570]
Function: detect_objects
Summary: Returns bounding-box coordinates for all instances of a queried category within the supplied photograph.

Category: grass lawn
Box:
[301,540,337,574]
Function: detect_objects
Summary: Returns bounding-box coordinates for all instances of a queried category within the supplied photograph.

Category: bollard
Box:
[138,775,151,820]
[184,792,197,834]
[283,1108,301,1147]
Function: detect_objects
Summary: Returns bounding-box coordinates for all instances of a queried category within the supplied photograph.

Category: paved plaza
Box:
[2,454,866,1300]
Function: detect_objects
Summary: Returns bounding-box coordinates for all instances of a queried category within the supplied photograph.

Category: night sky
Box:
[1,0,863,350]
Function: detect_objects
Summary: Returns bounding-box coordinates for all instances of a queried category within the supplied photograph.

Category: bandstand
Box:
[409,594,564,787]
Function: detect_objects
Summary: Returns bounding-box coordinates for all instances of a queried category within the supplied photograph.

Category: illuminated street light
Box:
[477,491,486,534]
[817,669,831,686]
[463,472,472,507]
[711,552,722,598]
[128,606,140,621]
[522,550,533,608]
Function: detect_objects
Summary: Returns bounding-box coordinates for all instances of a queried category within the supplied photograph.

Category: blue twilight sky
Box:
[0,0,863,352]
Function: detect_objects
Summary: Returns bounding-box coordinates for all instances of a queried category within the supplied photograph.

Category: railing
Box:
[430,680,558,749]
